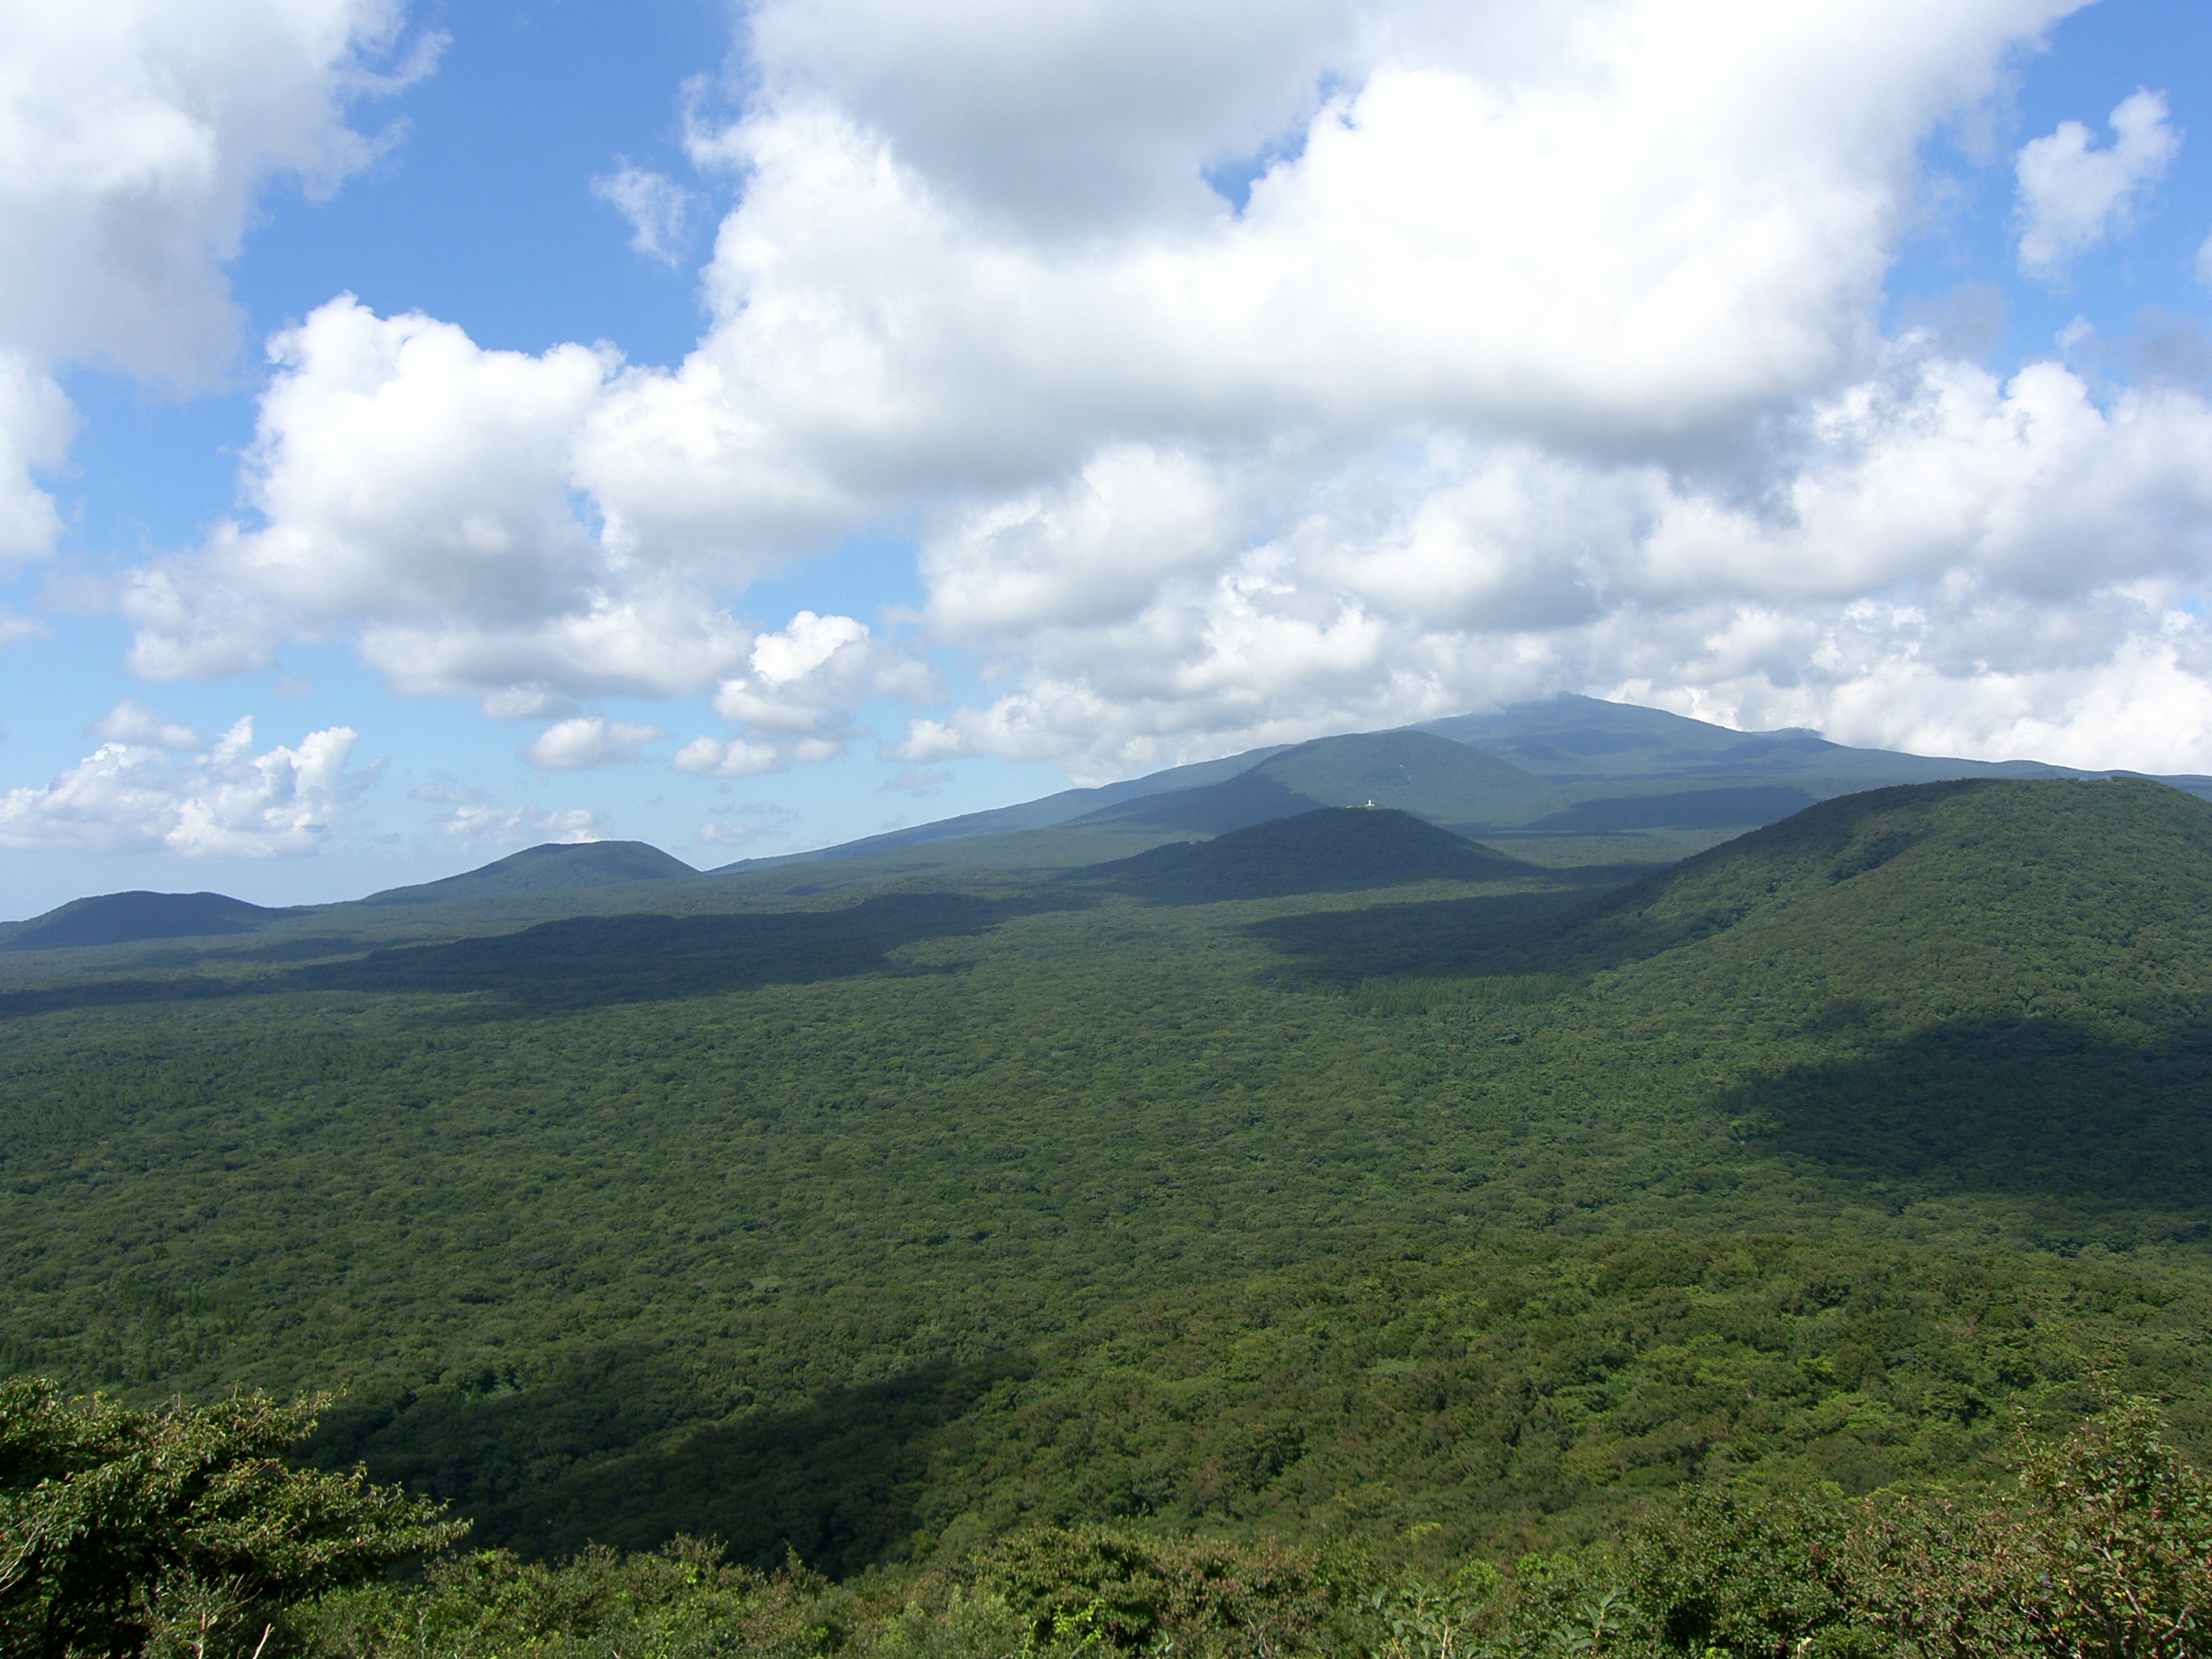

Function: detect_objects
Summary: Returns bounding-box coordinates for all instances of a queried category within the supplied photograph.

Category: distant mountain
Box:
[4,890,284,950]
[706,745,1290,874]
[1076,731,1565,834]
[1519,783,1822,833]
[1418,696,1858,779]
[1086,806,1539,902]
[720,695,2209,881]
[1420,694,2207,793]
[18,699,2212,937]
[360,840,698,906]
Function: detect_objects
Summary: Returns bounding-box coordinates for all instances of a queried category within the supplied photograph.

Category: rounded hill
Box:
[1086,806,1537,901]
[360,840,698,906]
[4,890,282,951]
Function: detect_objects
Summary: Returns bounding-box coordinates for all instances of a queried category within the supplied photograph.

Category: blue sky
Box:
[2,0,2210,914]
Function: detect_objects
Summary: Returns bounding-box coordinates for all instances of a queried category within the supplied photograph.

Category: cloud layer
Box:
[60,0,2212,783]
[0,0,428,565]
[524,716,667,770]
[0,709,363,855]
[2015,89,2180,279]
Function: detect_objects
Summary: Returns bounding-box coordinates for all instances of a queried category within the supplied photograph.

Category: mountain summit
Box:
[361,840,698,907]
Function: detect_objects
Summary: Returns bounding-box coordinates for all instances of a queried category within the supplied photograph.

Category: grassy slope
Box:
[3,780,2208,1574]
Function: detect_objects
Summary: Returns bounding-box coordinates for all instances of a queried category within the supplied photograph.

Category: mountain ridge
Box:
[1072,730,1564,833]
[14,696,2212,936]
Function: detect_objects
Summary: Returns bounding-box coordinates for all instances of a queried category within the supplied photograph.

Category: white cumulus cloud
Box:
[124,296,773,697]
[87,699,206,751]
[0,354,73,563]
[0,715,363,855]
[592,163,691,263]
[83,0,2212,779]
[0,0,436,563]
[0,0,434,384]
[429,802,602,848]
[711,611,935,737]
[903,346,2212,781]
[2015,89,2181,279]
[522,716,668,770]
[672,736,783,777]
[132,0,2093,712]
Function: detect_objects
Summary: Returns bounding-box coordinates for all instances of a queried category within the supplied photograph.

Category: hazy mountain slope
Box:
[1077,731,1563,833]
[708,745,1291,874]
[1084,807,1540,902]
[1419,695,1868,779]
[359,840,698,905]
[2,891,285,951]
[1516,782,1820,832]
[706,822,1196,897]
[742,697,2169,878]
[1422,693,2211,795]
[18,700,2198,946]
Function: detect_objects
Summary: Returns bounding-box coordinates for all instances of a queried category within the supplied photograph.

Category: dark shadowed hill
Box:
[1076,730,1563,834]
[359,840,699,906]
[1538,775,2212,991]
[1085,806,1540,902]
[1246,778,2212,1229]
[3,890,285,950]
[1255,777,2212,1002]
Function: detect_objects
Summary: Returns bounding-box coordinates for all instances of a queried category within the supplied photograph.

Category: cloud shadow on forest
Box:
[307,1345,1033,1574]
[1725,1015,2212,1242]
[1243,882,1616,985]
[295,890,1078,1011]
[0,891,1082,1021]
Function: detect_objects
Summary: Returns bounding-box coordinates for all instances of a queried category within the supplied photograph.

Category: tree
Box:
[2008,1396,2212,1659]
[1,1377,464,1658]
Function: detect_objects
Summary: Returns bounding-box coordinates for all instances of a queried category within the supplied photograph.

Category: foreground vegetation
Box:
[7,1378,2207,1657]
[5,779,2212,1643]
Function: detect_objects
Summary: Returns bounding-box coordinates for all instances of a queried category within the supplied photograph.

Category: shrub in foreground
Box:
[7,1379,2209,1658]
[0,1377,461,1658]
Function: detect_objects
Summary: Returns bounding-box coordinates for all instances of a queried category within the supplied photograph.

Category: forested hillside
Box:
[4,779,2209,1607]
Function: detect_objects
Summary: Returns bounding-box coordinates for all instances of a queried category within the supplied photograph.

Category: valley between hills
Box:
[6,696,2212,1656]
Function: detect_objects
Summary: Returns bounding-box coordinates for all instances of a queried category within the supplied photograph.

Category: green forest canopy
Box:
[3,779,2210,1596]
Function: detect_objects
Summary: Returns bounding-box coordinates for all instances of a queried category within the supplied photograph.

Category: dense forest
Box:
[5,777,2212,1653]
